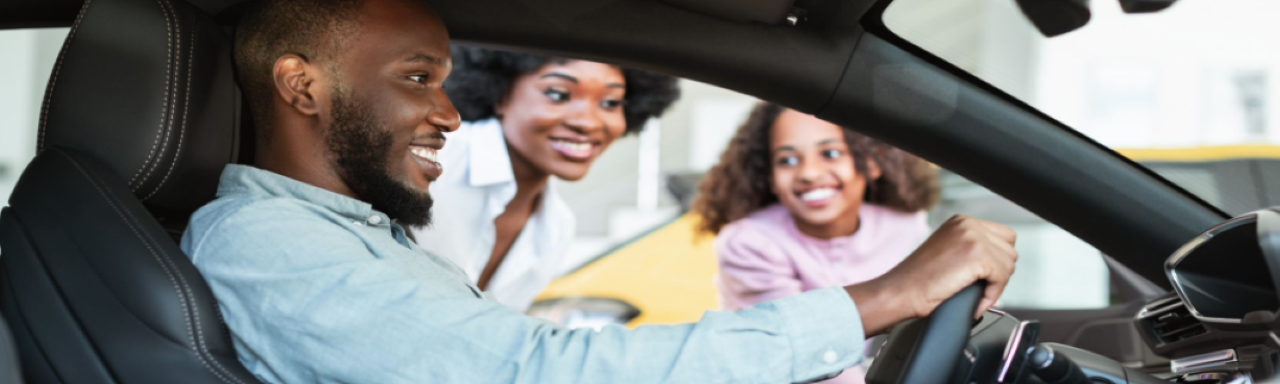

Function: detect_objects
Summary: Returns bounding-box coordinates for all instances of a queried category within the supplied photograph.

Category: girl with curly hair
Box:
[410,47,680,310]
[694,102,939,384]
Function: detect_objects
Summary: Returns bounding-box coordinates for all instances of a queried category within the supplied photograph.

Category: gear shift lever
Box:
[1028,344,1091,384]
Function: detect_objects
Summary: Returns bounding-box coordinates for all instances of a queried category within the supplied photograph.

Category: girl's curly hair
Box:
[444,46,681,134]
[694,102,941,235]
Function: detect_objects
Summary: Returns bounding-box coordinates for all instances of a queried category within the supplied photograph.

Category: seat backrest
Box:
[0,0,260,382]
[0,314,21,384]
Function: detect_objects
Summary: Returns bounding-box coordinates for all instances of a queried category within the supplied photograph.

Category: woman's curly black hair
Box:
[694,102,941,235]
[444,46,682,134]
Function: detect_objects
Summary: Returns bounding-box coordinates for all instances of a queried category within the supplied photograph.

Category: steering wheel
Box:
[864,282,986,384]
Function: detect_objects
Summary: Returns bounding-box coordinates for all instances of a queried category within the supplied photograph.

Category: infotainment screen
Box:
[1171,220,1280,321]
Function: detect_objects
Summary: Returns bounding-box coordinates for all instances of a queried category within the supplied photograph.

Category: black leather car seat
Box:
[0,314,21,384]
[0,0,261,382]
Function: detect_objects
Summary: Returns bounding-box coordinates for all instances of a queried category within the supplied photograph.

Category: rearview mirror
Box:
[1118,0,1178,13]
[1015,0,1091,37]
[1015,0,1182,37]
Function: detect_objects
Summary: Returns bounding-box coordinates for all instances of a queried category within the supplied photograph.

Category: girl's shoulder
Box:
[714,204,797,260]
[860,203,929,233]
[718,204,794,240]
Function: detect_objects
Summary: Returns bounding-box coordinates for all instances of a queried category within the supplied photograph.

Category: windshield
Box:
[884,0,1280,216]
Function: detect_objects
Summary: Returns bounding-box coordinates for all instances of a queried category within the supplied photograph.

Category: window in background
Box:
[0,28,69,206]
[929,171,1111,309]
[885,0,1280,215]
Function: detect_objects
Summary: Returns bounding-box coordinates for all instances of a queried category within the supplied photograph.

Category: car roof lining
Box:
[1,0,1228,288]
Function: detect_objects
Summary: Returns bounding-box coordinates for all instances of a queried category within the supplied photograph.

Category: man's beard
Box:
[325,88,434,227]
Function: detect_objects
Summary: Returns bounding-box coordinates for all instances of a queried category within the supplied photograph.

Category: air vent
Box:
[1140,299,1207,346]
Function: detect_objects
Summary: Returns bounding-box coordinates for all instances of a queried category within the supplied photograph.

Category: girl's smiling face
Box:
[769,110,880,238]
[496,60,627,181]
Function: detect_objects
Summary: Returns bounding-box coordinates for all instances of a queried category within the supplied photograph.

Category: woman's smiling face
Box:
[497,60,627,181]
[769,110,880,235]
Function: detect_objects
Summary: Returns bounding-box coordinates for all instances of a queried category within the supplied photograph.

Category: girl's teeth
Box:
[801,188,836,202]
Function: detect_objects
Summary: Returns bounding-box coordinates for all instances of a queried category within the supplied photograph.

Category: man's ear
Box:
[272,54,322,117]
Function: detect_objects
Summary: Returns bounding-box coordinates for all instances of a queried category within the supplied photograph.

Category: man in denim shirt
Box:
[182,0,1020,382]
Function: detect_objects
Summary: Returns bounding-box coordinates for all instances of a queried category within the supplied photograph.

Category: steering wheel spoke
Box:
[865,282,987,384]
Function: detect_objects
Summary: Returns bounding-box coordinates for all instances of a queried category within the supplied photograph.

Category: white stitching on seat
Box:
[34,0,243,380]
[142,15,195,202]
[58,150,243,384]
[37,0,93,153]
[55,151,197,377]
[127,2,245,381]
[143,8,249,382]
[128,0,177,191]
[137,0,185,194]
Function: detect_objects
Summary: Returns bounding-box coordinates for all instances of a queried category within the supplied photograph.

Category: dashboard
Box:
[935,209,1280,384]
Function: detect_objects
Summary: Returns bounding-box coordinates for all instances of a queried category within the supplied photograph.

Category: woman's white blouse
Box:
[409,118,576,311]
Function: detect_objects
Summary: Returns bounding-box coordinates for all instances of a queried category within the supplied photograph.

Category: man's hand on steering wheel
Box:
[845,215,1018,336]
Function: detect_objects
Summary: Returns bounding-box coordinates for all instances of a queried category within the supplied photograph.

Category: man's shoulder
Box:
[182,194,342,254]
[193,194,326,225]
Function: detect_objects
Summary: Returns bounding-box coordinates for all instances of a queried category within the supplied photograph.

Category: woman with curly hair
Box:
[694,102,938,383]
[410,46,680,310]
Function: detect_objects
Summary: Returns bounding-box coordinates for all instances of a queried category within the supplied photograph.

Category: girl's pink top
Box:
[714,203,929,384]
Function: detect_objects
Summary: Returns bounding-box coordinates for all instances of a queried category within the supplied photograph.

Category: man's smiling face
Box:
[318,0,460,226]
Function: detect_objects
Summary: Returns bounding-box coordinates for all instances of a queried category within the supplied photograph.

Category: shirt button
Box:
[823,350,838,364]
[367,216,383,225]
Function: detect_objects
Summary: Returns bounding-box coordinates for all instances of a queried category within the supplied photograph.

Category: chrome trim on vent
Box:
[1183,372,1233,382]
[1170,349,1237,373]
[1135,295,1185,320]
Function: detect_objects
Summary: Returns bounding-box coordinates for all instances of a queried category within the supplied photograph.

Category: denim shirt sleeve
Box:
[185,199,867,384]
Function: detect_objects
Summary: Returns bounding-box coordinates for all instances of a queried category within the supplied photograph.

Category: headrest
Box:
[38,0,238,228]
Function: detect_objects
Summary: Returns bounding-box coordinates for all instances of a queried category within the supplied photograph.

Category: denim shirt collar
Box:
[215,165,392,228]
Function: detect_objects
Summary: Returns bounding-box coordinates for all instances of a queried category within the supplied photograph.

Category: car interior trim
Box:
[1170,349,1238,373]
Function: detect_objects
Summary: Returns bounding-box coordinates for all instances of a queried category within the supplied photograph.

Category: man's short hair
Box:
[235,0,365,142]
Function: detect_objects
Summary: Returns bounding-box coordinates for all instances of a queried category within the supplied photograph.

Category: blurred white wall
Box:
[1035,0,1280,148]
[0,28,68,205]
